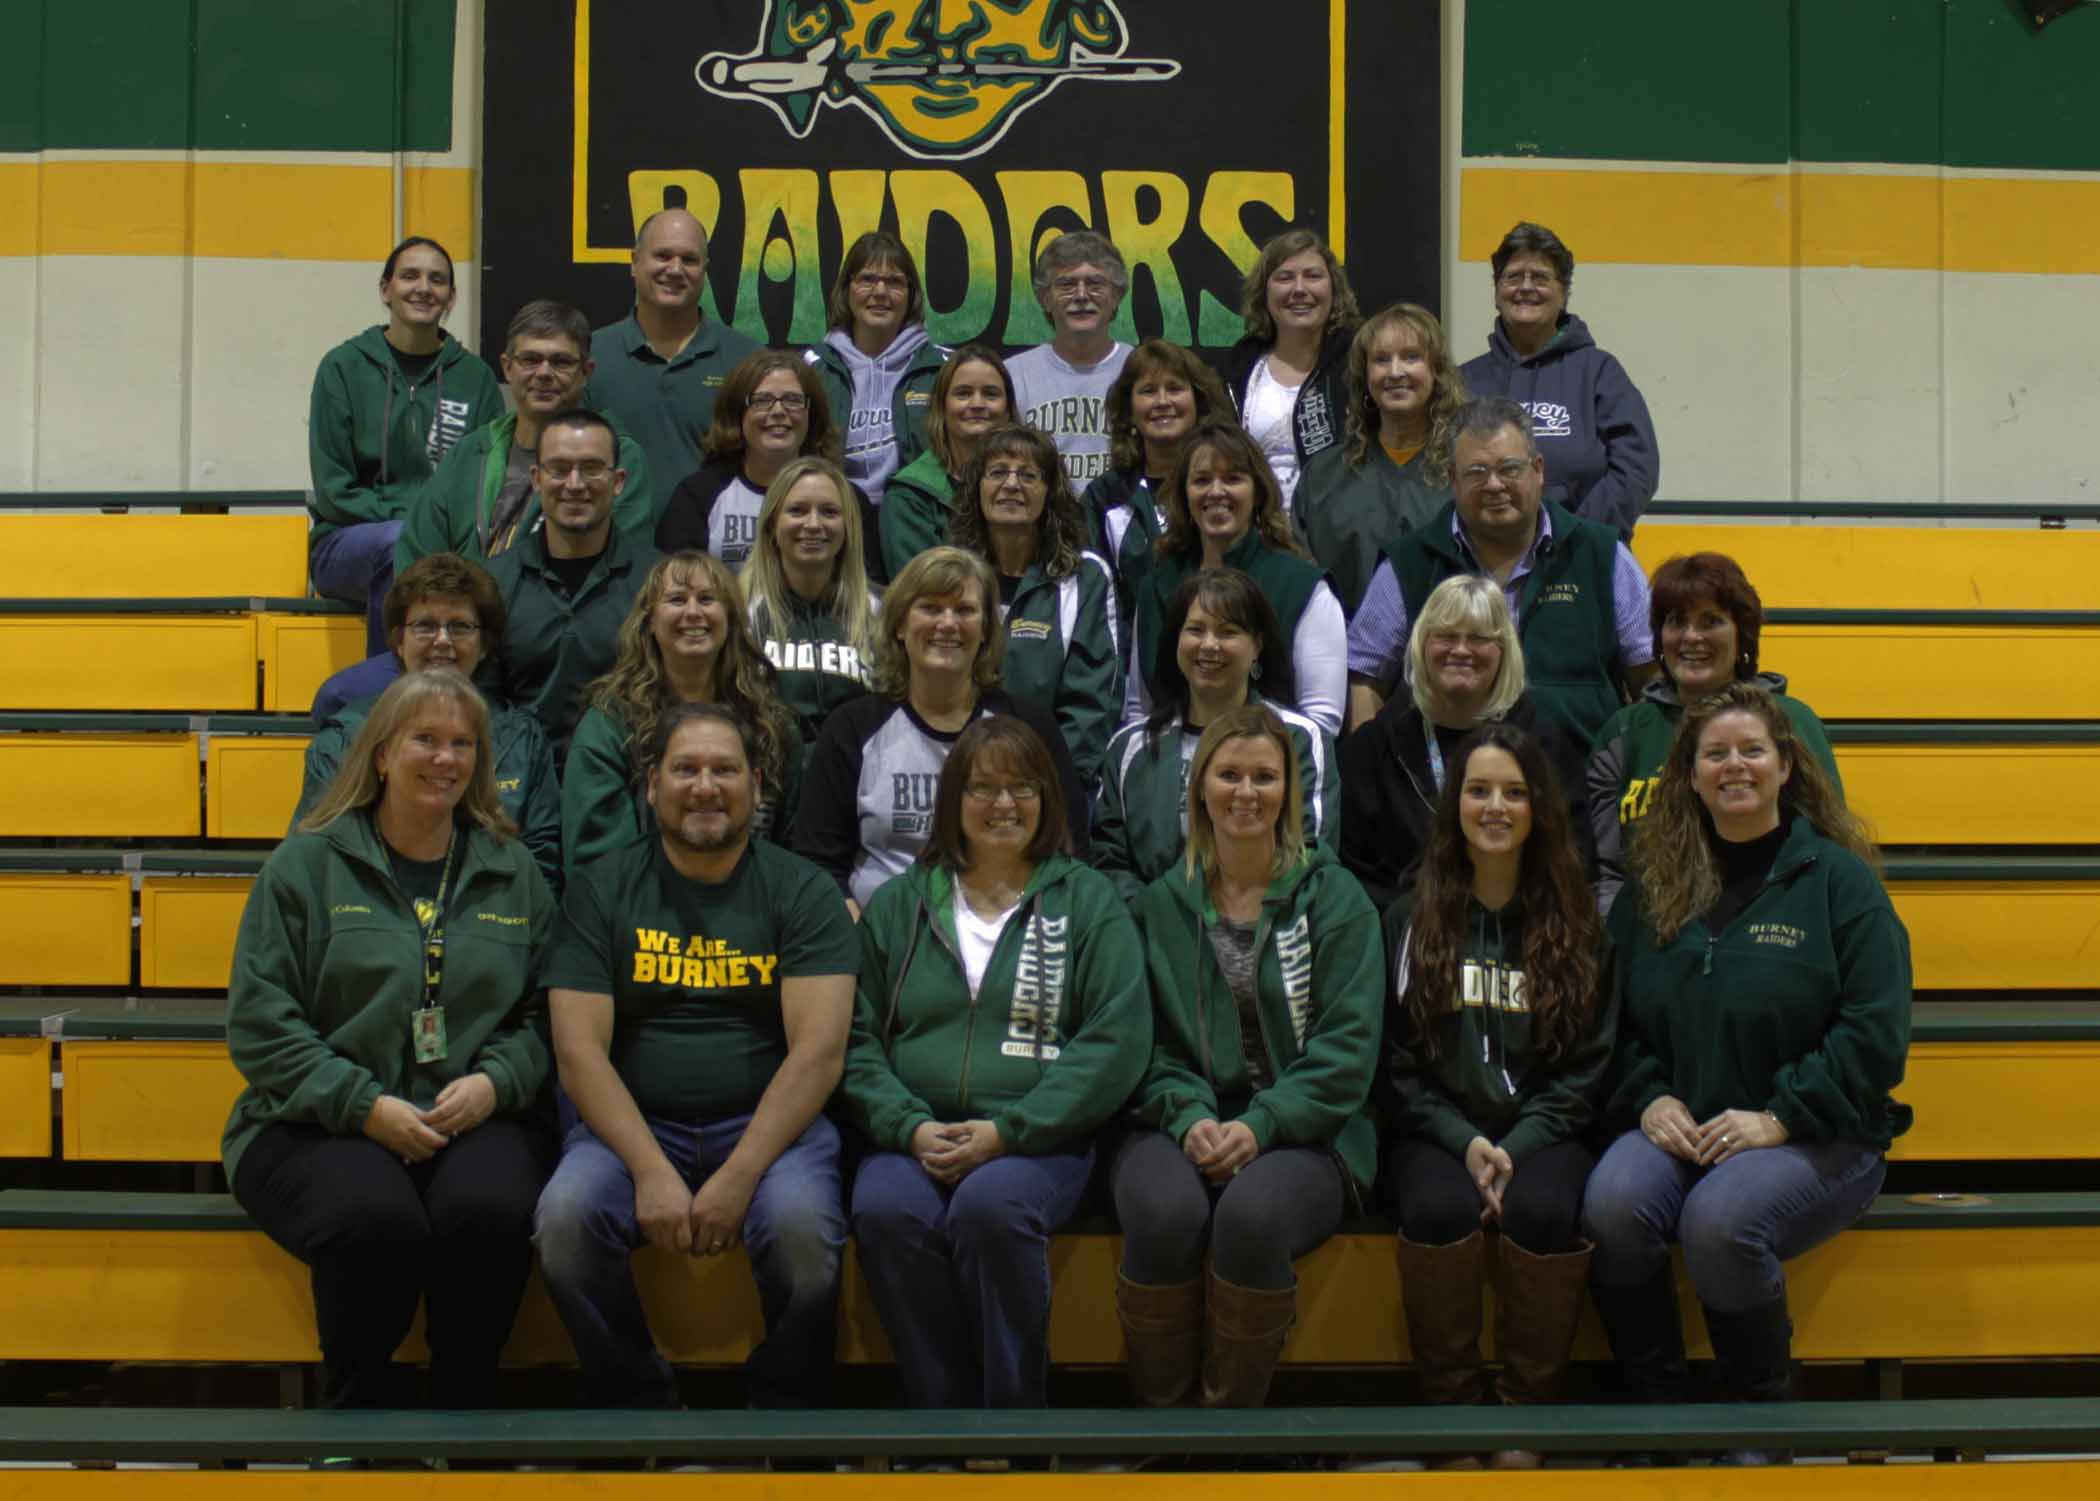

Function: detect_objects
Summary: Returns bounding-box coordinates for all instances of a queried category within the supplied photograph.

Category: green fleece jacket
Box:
[307,327,505,550]
[842,855,1149,1155]
[293,691,564,894]
[560,702,806,874]
[1602,815,1914,1149]
[394,410,657,572]
[1381,891,1617,1166]
[997,553,1123,788]
[1091,696,1340,904]
[221,810,555,1183]
[878,450,955,579]
[1130,845,1383,1193]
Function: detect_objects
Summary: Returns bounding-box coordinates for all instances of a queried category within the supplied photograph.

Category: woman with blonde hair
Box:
[741,456,880,742]
[1114,703,1382,1409]
[793,545,1086,914]
[1220,228,1362,507]
[1584,682,1909,1462]
[561,551,804,870]
[224,669,554,1409]
[1295,303,1464,615]
[1127,419,1348,733]
[1338,574,1588,912]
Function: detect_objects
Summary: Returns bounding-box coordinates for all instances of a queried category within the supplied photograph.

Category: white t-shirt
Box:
[1243,356,1304,504]
[1007,341,1132,489]
[952,886,1023,1000]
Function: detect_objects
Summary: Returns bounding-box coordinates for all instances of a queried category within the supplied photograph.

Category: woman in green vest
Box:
[740,456,880,744]
[879,345,1016,579]
[561,551,804,872]
[945,424,1122,787]
[225,669,554,1409]
[1587,552,1842,916]
[1128,419,1348,733]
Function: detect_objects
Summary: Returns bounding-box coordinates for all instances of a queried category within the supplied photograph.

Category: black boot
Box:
[1703,1298,1796,1467]
[1590,1273,1689,1467]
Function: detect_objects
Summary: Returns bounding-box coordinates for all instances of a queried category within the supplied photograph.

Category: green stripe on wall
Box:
[0,0,454,154]
[1465,0,2100,172]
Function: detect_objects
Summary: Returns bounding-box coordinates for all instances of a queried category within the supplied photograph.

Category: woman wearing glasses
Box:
[655,350,864,572]
[841,716,1147,1408]
[946,424,1122,787]
[296,552,561,892]
[1459,223,1659,538]
[809,232,947,516]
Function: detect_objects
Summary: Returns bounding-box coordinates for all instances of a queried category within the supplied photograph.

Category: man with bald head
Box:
[589,208,762,492]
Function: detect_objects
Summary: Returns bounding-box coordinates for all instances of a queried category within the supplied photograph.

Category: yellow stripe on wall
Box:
[0,162,474,261]
[1462,166,2100,274]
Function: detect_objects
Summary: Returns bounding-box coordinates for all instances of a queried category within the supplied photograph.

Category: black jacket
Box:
[1219,328,1354,478]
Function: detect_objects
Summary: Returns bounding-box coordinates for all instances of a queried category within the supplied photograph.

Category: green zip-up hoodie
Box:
[221,811,555,1183]
[394,410,657,572]
[307,327,505,550]
[1381,891,1617,1167]
[997,553,1123,788]
[560,702,805,873]
[1587,671,1842,915]
[1295,443,1450,617]
[293,692,564,895]
[1602,815,1914,1149]
[878,450,955,579]
[1092,696,1340,904]
[842,855,1149,1155]
[1130,845,1383,1194]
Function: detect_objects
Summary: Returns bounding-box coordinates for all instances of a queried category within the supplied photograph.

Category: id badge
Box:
[412,1006,448,1064]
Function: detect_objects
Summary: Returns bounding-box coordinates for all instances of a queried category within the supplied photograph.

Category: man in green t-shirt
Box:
[535,704,859,1409]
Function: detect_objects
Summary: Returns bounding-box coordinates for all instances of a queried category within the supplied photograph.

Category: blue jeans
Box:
[311,519,402,657]
[850,1147,1094,1408]
[533,1112,846,1408]
[1581,1129,1886,1313]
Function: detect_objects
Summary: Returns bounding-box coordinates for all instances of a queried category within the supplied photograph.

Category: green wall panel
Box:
[0,0,453,153]
[1461,0,1791,163]
[1466,0,2100,171]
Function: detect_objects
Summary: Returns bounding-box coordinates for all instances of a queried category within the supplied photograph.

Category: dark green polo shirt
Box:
[588,311,763,495]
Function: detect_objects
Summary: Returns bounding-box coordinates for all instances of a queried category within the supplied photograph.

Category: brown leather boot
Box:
[1396,1230,1488,1406]
[1198,1270,1296,1408]
[1116,1272,1203,1407]
[1488,1236,1595,1469]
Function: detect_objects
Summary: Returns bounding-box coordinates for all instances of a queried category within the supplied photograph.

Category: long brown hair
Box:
[586,552,796,795]
[1632,680,1876,944]
[1399,724,1595,1062]
[920,715,1068,871]
[298,669,516,839]
[922,345,1016,475]
[947,424,1089,582]
[1239,228,1362,345]
[1156,419,1306,561]
[1105,340,1232,474]
[1343,303,1466,480]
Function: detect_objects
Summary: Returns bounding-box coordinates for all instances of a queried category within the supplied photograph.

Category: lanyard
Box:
[412,831,459,1011]
[1424,729,1446,795]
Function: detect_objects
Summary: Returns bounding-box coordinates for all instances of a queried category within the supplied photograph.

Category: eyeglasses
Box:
[508,352,582,373]
[406,619,481,642]
[985,465,1044,488]
[1497,269,1559,290]
[1457,460,1534,488]
[851,272,909,294]
[1427,631,1497,651]
[1050,275,1112,300]
[964,781,1041,805]
[540,461,613,483]
[748,392,809,414]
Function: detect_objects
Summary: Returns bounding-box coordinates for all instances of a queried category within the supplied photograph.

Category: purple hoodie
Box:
[1460,312,1660,538]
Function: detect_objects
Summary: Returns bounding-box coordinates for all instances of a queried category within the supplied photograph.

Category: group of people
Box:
[226,211,1911,1466]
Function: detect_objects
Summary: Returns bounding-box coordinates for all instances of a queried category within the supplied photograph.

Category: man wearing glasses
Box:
[1006,231,1133,488]
[1344,396,1657,748]
[397,302,657,570]
[590,209,761,493]
[484,410,658,766]
[296,552,563,890]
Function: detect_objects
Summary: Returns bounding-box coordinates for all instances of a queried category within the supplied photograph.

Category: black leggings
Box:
[234,1116,553,1407]
[1111,1128,1347,1290]
[1385,1136,1594,1255]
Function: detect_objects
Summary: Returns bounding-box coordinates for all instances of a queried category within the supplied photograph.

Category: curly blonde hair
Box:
[586,552,797,795]
[1632,681,1877,944]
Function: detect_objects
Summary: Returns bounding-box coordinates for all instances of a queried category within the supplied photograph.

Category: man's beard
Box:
[661,803,750,854]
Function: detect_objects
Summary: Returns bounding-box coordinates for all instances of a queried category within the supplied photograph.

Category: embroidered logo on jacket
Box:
[1524,401,1573,439]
